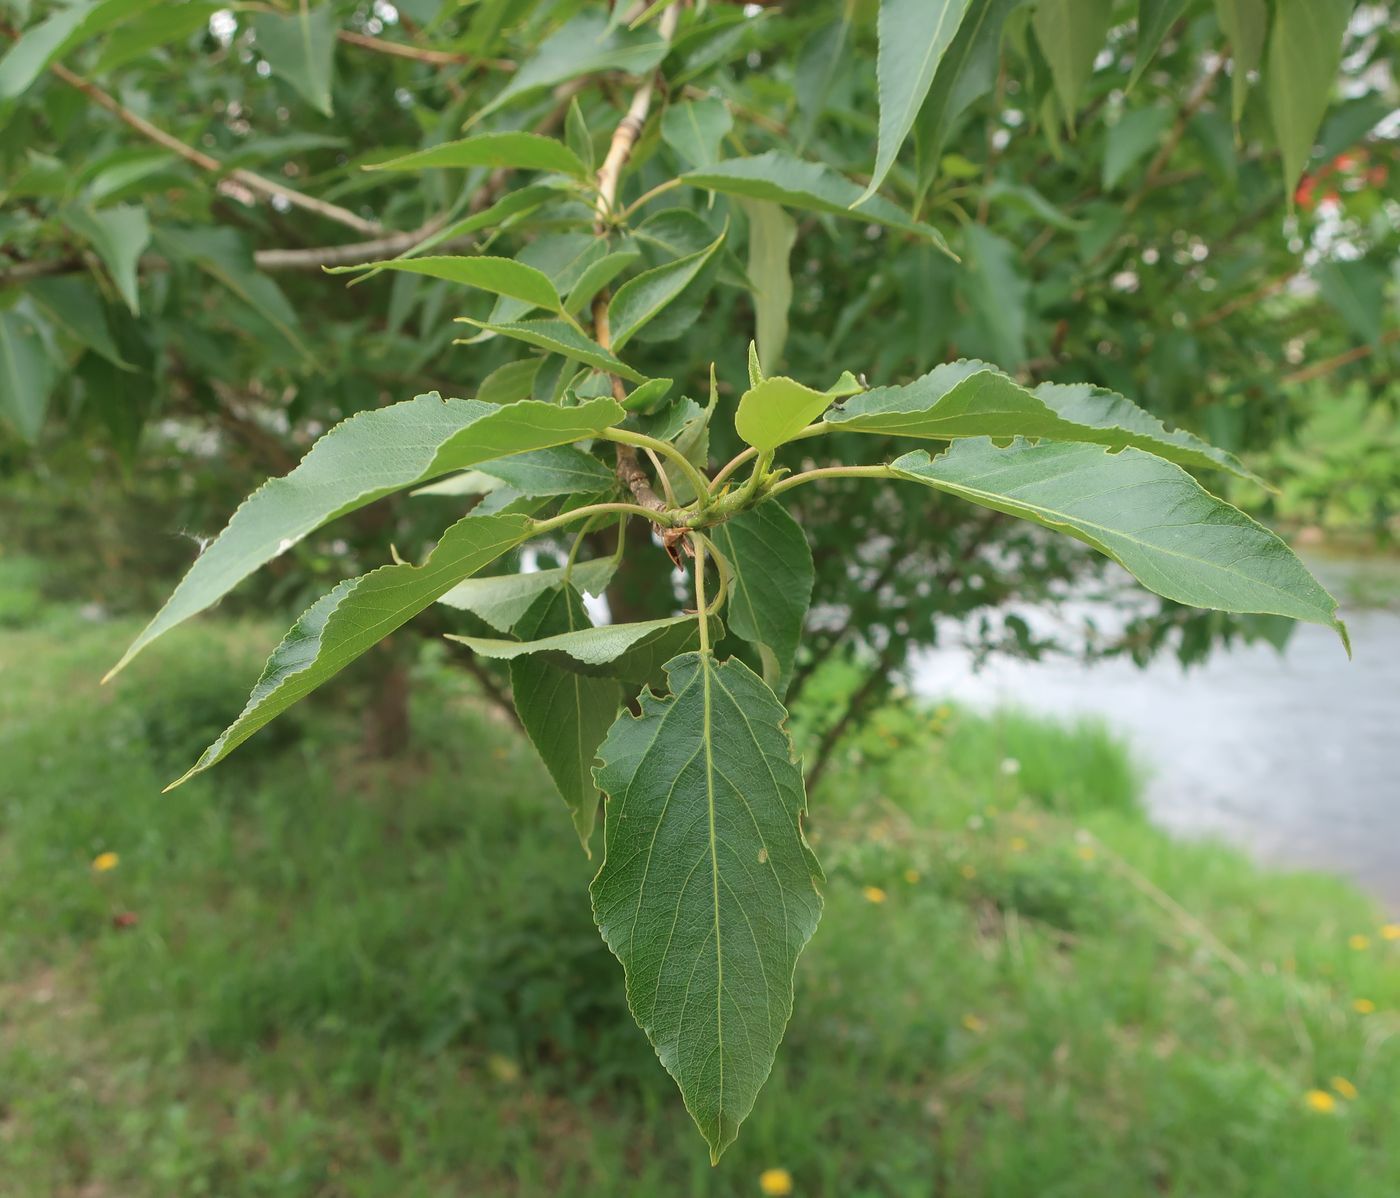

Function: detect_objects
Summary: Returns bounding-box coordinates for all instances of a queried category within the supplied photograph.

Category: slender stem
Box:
[620,177,683,221]
[527,501,670,539]
[563,523,592,579]
[694,537,711,656]
[765,464,896,498]
[335,29,514,70]
[603,426,711,505]
[709,422,832,494]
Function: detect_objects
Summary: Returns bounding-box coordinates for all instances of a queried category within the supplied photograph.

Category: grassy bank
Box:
[2,586,1397,1195]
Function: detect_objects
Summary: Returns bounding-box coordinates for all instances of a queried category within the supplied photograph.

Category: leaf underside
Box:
[591,652,823,1162]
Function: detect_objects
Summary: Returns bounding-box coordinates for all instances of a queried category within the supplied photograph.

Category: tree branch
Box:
[49,63,384,237]
[335,29,515,71]
[1280,327,1400,386]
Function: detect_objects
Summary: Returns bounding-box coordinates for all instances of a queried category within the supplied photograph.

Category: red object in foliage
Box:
[112,911,139,929]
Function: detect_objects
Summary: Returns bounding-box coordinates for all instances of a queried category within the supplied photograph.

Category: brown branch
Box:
[1280,327,1400,386]
[49,63,384,237]
[1193,269,1297,329]
[335,29,515,70]
[1122,54,1229,217]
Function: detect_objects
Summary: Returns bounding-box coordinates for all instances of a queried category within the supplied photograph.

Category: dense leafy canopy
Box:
[2,0,1394,1163]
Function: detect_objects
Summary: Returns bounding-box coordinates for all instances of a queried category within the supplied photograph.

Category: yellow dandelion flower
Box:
[903,868,921,884]
[960,864,977,879]
[862,886,887,904]
[91,852,119,873]
[1009,837,1028,853]
[759,1167,793,1196]
[1353,998,1376,1015]
[1076,844,1096,861]
[1381,924,1400,941]
[961,1013,987,1034]
[1329,1076,1358,1101]
[1348,934,1371,951]
[1304,1089,1337,1113]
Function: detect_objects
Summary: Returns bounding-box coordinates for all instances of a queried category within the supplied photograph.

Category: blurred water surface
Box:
[915,557,1400,907]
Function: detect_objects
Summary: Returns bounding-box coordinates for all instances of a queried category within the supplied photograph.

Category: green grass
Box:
[2,580,1398,1195]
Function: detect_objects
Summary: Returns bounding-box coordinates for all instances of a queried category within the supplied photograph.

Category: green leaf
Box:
[482,234,607,328]
[1314,258,1387,347]
[794,13,853,150]
[889,440,1348,647]
[1132,0,1188,87]
[28,276,131,369]
[914,0,1021,184]
[565,249,643,317]
[449,612,715,686]
[710,503,813,698]
[862,0,974,201]
[565,95,595,175]
[608,230,726,350]
[740,200,797,375]
[61,204,150,315]
[476,445,616,496]
[824,359,1257,481]
[330,255,564,314]
[439,557,618,632]
[684,153,950,249]
[1266,0,1351,193]
[476,357,544,405]
[453,318,645,382]
[479,11,669,120]
[510,586,620,852]
[253,4,337,117]
[1031,0,1114,125]
[661,98,733,170]
[0,0,158,99]
[366,132,589,178]
[591,652,823,1162]
[110,394,624,676]
[960,226,1028,366]
[735,376,836,454]
[0,308,58,443]
[983,180,1084,230]
[1215,0,1267,126]
[1102,106,1174,191]
[167,513,533,787]
[94,2,221,73]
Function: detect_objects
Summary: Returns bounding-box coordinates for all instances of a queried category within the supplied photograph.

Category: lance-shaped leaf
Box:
[448,612,716,686]
[328,255,564,314]
[736,376,841,453]
[167,513,533,787]
[454,318,645,382]
[608,230,727,350]
[1132,0,1189,88]
[439,557,618,633]
[661,97,733,169]
[1216,0,1267,126]
[366,131,589,178]
[889,440,1348,648]
[61,204,150,315]
[510,586,621,852]
[684,152,951,250]
[476,445,616,496]
[824,359,1257,481]
[0,308,58,443]
[110,395,623,676]
[710,503,813,699]
[591,652,824,1162]
[861,0,973,202]
[741,200,797,375]
[1267,0,1351,193]
[253,4,337,116]
[1032,0,1114,124]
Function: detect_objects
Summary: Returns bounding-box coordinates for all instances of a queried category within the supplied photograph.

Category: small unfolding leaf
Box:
[253,4,337,116]
[862,0,974,201]
[168,513,533,787]
[454,318,645,381]
[591,652,823,1162]
[685,152,950,249]
[61,204,150,314]
[439,558,618,632]
[735,376,836,453]
[825,358,1257,481]
[367,132,589,178]
[1267,0,1351,192]
[111,395,623,676]
[661,98,733,169]
[449,612,715,685]
[711,502,813,697]
[741,200,797,375]
[510,586,620,851]
[331,255,563,313]
[608,230,726,349]
[889,440,1347,648]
